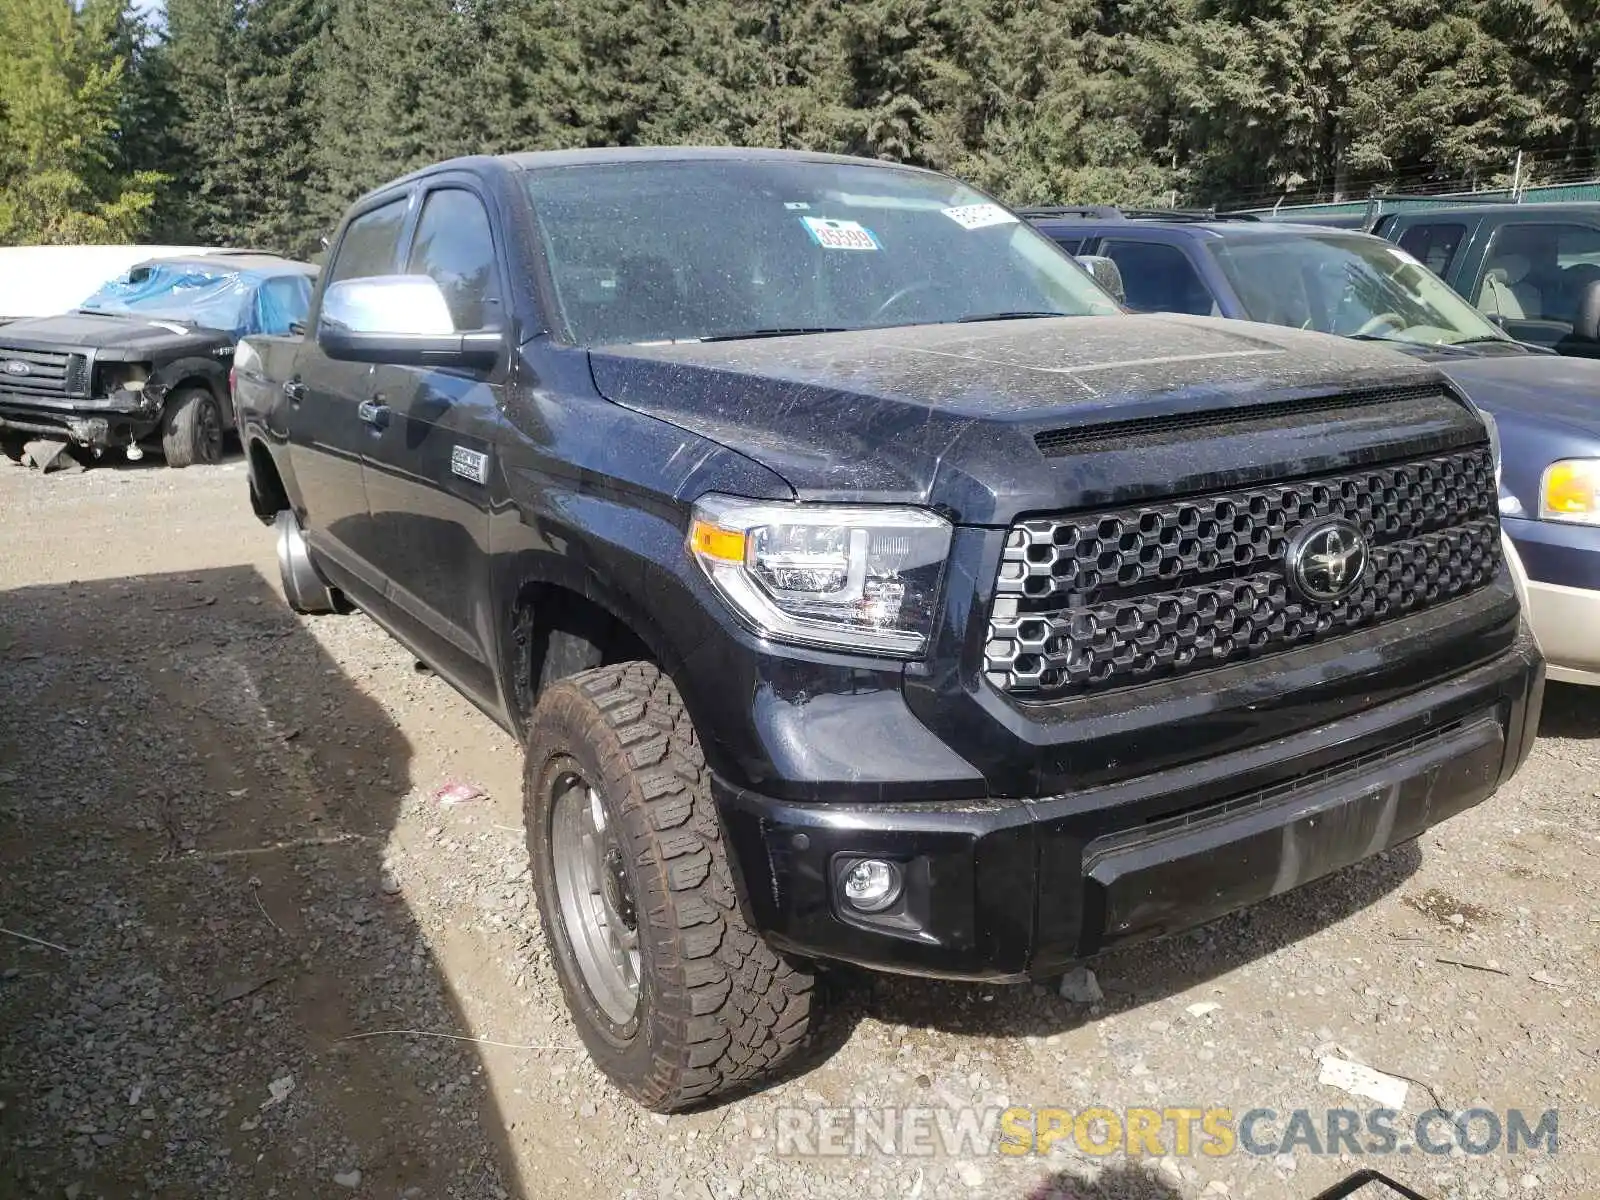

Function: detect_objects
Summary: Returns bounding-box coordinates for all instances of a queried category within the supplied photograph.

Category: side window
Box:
[1049,236,1086,255]
[1396,222,1466,277]
[328,198,409,284]
[1099,239,1217,316]
[1479,222,1600,329]
[252,275,312,335]
[407,188,502,332]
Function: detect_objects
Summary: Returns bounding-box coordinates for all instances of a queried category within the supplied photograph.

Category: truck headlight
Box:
[1539,459,1600,525]
[688,495,952,655]
[94,362,152,397]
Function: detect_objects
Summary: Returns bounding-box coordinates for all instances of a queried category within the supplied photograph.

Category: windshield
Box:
[80,263,253,331]
[521,158,1120,345]
[1209,233,1510,348]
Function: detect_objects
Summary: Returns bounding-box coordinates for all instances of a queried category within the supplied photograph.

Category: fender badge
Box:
[451,446,489,485]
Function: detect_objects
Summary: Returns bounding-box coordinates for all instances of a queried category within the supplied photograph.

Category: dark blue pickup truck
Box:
[1027,208,1600,684]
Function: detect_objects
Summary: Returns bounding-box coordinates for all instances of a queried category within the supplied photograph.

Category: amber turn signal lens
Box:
[689,519,747,563]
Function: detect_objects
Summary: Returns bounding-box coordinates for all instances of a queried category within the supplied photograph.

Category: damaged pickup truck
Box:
[0,253,315,467]
[235,148,1544,1111]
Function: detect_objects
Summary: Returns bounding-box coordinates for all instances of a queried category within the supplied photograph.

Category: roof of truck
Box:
[1027,214,1379,242]
[133,253,315,274]
[357,147,952,204]
[498,146,914,171]
[1377,201,1600,223]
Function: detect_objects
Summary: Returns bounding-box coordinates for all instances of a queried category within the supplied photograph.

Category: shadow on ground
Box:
[0,566,517,1196]
[1022,1163,1185,1198]
[842,840,1421,1041]
[1535,680,1600,739]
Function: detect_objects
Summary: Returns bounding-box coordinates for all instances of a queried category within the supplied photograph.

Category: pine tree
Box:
[1484,0,1599,168]
[163,0,328,256]
[0,0,164,244]
[1147,0,1545,205]
[308,0,499,237]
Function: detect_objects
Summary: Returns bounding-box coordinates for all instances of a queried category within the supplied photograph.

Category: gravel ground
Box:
[1,457,1596,1200]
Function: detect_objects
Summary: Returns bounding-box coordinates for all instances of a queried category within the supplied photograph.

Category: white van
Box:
[0,245,241,324]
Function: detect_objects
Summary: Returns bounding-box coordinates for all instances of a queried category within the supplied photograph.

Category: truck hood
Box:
[1436,353,1600,434]
[588,315,1469,523]
[0,312,230,360]
[1434,352,1600,516]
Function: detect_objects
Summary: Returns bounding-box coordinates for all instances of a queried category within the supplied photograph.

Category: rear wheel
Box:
[526,662,816,1110]
[161,386,224,467]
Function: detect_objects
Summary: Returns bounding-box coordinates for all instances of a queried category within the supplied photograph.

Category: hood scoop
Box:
[1034,384,1465,457]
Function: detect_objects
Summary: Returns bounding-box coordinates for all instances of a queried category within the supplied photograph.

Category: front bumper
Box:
[716,626,1543,980]
[1503,515,1600,685]
[1523,580,1600,684]
[0,390,160,449]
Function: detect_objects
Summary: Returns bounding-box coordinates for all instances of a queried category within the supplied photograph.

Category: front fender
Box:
[488,483,713,746]
[150,356,234,429]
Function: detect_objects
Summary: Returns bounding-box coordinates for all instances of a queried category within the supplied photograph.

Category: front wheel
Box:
[526,662,816,1110]
[161,386,225,467]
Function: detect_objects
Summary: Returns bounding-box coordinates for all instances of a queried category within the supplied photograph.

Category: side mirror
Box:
[316,275,500,369]
[1576,279,1600,343]
[1077,255,1126,306]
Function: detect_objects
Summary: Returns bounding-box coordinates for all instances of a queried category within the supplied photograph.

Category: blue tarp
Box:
[78,263,312,336]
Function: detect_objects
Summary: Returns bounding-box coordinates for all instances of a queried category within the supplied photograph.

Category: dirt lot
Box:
[1,457,1596,1200]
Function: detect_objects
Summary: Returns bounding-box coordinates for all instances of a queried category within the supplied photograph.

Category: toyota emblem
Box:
[1286,518,1368,604]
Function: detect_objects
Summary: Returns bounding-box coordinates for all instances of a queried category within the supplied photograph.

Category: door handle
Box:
[357,399,391,429]
[282,379,306,403]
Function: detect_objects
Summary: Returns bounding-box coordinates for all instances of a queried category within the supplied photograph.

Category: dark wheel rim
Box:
[550,770,640,1025]
[197,398,223,462]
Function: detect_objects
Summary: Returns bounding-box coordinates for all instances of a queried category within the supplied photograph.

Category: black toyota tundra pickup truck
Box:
[233,148,1544,1111]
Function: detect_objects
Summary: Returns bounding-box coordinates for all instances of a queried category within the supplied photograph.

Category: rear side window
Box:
[1048,236,1086,255]
[329,198,408,284]
[1396,222,1466,276]
[407,188,503,331]
[1099,239,1217,315]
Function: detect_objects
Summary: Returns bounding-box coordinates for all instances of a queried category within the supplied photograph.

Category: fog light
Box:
[841,858,903,913]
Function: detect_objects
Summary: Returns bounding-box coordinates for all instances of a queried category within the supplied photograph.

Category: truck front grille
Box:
[0,346,85,398]
[985,446,1501,697]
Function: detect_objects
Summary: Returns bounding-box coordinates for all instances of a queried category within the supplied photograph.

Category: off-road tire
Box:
[161,386,224,468]
[526,662,816,1110]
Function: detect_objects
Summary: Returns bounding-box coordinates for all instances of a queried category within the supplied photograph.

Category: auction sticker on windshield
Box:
[801,216,879,251]
[942,203,1018,230]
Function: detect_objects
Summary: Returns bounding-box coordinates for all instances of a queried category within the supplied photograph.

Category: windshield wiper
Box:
[957,310,1071,323]
[693,326,850,343]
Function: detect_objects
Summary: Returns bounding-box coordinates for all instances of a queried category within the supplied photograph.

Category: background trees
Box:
[1,0,1597,253]
[0,0,164,243]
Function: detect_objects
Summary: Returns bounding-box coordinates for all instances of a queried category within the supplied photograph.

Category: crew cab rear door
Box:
[360,181,508,711]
